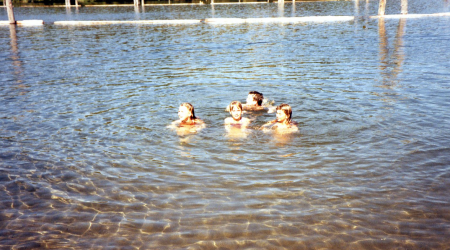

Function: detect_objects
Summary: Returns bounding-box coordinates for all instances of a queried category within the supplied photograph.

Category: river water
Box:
[1,1,450,249]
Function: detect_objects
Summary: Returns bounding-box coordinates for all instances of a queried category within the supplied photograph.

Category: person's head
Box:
[276,104,292,124]
[178,102,196,121]
[229,101,243,121]
[246,91,264,106]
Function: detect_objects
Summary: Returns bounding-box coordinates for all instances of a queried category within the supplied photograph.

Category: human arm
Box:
[262,119,277,127]
[267,106,276,113]
[167,119,181,129]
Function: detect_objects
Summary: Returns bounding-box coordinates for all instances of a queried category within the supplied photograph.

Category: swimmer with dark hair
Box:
[243,91,265,111]
[224,101,251,128]
[168,102,205,135]
[226,91,275,113]
[261,103,298,133]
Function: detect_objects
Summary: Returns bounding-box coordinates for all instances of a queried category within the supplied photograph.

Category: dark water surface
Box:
[1,1,450,249]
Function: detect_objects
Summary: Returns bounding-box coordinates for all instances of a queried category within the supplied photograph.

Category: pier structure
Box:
[5,0,15,24]
[378,0,408,16]
[64,0,79,8]
[3,0,450,27]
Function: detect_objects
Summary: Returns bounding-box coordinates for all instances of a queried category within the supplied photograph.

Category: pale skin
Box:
[224,106,251,128]
[178,106,201,126]
[168,105,205,135]
[262,109,298,132]
[225,94,274,113]
[242,94,266,111]
[224,105,251,139]
[226,94,265,111]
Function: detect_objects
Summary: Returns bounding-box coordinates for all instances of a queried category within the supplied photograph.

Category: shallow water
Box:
[1,1,450,249]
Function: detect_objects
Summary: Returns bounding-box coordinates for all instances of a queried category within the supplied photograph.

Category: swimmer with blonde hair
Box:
[262,103,298,133]
[168,102,205,135]
[224,101,251,128]
[178,103,203,125]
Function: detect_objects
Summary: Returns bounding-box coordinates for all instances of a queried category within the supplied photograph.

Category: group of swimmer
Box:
[169,91,298,135]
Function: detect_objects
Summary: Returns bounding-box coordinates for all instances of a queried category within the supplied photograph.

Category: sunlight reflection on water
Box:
[1,1,450,249]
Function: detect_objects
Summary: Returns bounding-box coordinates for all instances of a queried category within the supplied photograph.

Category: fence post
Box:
[6,0,16,24]
[401,0,408,14]
[378,0,386,16]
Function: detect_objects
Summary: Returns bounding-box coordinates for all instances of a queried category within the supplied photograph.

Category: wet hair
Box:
[180,102,197,120]
[276,103,292,123]
[229,101,243,112]
[248,91,264,106]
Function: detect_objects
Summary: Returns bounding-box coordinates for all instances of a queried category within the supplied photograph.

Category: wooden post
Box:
[401,0,408,14]
[6,0,16,24]
[75,0,79,7]
[9,24,18,56]
[66,0,71,8]
[378,0,386,16]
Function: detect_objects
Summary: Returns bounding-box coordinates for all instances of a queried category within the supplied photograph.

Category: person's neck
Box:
[181,118,194,125]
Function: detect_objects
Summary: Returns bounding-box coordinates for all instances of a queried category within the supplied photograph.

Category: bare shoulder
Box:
[194,118,206,129]
[265,121,299,133]
[289,124,299,132]
[241,117,251,127]
[224,117,234,125]
[279,122,299,133]
[195,118,205,124]
[243,105,266,111]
